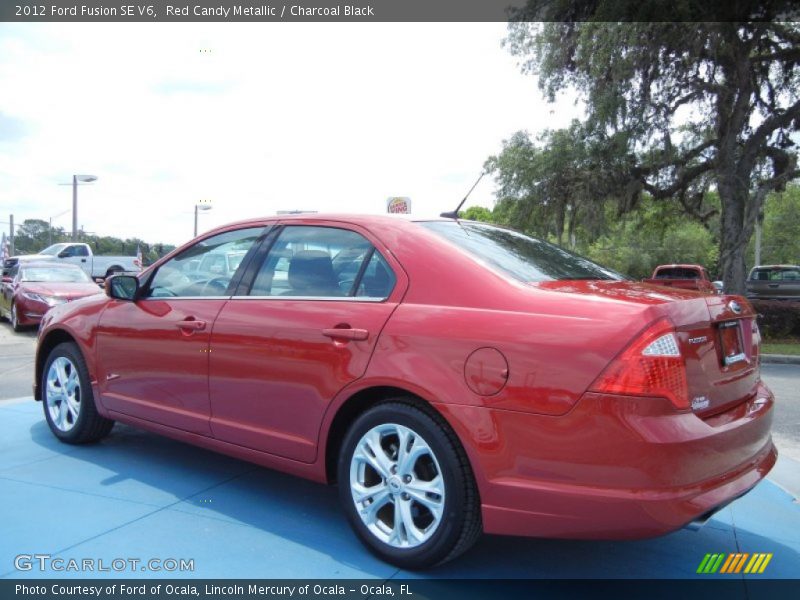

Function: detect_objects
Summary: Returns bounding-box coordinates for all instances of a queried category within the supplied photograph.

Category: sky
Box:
[0,23,581,246]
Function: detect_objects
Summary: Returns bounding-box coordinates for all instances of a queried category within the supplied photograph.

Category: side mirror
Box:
[106,274,139,301]
[58,250,70,258]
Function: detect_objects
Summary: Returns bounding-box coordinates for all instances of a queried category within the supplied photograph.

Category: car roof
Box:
[750,264,800,269]
[19,261,83,270]
[654,264,706,270]
[216,213,451,228]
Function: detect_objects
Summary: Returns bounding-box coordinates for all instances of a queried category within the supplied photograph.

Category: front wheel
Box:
[337,401,481,569]
[42,342,114,444]
[10,302,24,332]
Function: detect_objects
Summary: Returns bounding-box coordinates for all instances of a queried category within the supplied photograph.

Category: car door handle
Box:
[322,328,369,341]
[176,319,206,331]
[81,258,87,263]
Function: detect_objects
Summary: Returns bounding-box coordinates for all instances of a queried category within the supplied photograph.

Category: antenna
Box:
[440,171,485,219]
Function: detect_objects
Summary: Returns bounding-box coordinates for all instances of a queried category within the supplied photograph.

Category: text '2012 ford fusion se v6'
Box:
[34,214,776,569]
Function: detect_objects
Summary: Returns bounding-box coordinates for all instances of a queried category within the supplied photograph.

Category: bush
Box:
[750,300,800,340]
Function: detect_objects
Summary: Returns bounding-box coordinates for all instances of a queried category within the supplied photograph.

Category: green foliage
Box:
[503,8,800,293]
[751,300,800,341]
[485,123,638,247]
[583,197,718,279]
[460,206,494,222]
[747,185,800,266]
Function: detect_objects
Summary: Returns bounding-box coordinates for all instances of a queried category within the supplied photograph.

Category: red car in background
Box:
[642,264,720,294]
[34,215,776,568]
[1,262,103,332]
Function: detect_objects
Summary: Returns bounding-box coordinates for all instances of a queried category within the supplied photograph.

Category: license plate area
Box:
[718,320,746,366]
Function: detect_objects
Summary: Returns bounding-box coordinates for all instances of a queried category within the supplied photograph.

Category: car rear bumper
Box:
[480,439,776,539]
[437,383,776,539]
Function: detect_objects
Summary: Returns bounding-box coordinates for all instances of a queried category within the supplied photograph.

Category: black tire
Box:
[337,400,481,569]
[105,266,123,279]
[10,302,24,332]
[42,342,114,444]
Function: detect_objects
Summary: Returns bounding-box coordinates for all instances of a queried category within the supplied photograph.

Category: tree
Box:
[505,2,800,293]
[486,122,637,247]
[586,197,719,279]
[459,206,495,222]
[14,219,53,254]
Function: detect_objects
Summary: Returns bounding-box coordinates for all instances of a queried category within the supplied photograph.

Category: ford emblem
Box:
[729,300,742,314]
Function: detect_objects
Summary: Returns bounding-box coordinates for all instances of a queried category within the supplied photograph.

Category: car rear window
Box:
[654,267,701,279]
[420,221,625,282]
[751,267,800,281]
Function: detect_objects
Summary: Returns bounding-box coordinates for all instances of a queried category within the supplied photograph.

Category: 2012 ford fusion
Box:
[34,214,776,568]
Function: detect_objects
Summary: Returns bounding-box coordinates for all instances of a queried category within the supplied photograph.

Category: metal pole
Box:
[754,211,763,266]
[72,175,78,240]
[49,217,53,246]
[9,214,14,255]
[194,205,198,237]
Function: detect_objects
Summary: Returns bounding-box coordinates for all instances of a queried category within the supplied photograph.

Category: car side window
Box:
[248,226,394,299]
[355,252,397,299]
[146,227,263,298]
[75,245,89,257]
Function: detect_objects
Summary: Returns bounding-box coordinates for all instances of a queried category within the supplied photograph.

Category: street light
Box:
[194,199,213,237]
[68,174,97,240]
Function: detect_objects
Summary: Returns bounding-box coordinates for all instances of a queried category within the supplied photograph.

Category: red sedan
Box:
[1,262,103,332]
[34,215,776,568]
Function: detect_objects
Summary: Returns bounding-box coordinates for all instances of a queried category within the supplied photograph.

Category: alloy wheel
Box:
[349,423,445,549]
[46,356,82,432]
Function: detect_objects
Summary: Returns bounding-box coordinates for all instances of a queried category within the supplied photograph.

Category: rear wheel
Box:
[337,401,481,569]
[42,342,114,444]
[104,266,124,279]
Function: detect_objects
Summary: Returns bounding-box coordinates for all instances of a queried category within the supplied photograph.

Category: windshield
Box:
[38,244,68,256]
[750,267,800,281]
[20,266,93,283]
[421,221,626,282]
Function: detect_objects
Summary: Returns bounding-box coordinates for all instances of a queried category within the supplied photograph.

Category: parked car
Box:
[2,242,140,281]
[746,265,800,300]
[34,215,776,568]
[0,262,103,331]
[642,264,719,294]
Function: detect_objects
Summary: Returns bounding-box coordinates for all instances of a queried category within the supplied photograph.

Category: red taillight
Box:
[589,317,689,409]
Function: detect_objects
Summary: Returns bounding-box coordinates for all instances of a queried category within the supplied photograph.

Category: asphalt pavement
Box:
[0,322,36,400]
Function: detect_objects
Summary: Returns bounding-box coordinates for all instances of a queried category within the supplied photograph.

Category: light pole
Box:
[48,208,72,246]
[65,174,98,240]
[194,199,213,237]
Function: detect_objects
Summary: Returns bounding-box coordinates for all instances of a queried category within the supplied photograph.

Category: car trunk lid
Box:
[677,294,760,416]
[534,281,761,415]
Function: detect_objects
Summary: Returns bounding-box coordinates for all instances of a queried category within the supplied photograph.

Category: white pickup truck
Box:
[3,243,141,279]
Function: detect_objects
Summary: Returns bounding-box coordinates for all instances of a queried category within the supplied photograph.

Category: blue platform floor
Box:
[1,398,798,580]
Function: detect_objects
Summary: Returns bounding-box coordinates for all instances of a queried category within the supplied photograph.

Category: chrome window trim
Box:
[139,295,388,302]
[139,296,230,301]
[231,295,388,303]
